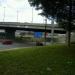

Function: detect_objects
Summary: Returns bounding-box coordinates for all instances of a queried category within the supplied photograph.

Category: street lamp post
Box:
[31,7,33,23]
[3,7,6,22]
[17,9,19,22]
[51,17,54,44]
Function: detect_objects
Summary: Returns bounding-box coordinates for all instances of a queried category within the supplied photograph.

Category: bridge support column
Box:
[5,29,16,39]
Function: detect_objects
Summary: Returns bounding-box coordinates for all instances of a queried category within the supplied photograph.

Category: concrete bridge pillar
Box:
[5,29,16,39]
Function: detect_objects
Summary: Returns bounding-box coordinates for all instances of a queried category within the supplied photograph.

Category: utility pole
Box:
[3,7,6,22]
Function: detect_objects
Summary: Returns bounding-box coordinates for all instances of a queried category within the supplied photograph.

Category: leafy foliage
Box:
[28,0,75,28]
[28,0,75,46]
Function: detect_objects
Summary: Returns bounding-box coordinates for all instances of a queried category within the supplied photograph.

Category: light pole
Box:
[51,17,54,44]
[17,9,19,22]
[31,7,33,23]
[3,7,6,22]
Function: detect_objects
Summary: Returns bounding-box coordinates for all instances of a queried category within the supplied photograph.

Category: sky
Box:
[0,0,52,23]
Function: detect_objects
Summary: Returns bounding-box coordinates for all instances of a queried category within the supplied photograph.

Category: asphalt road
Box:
[0,41,51,51]
[0,42,36,50]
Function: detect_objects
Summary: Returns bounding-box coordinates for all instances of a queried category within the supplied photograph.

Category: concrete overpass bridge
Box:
[0,22,66,39]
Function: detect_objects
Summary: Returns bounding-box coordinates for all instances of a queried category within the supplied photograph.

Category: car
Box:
[2,39,13,45]
[36,41,43,46]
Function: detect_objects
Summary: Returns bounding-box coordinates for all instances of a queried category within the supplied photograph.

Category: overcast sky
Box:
[0,0,52,24]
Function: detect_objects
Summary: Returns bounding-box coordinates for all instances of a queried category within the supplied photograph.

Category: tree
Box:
[28,0,75,46]
[57,0,75,46]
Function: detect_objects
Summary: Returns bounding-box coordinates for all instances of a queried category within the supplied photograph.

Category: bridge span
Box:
[0,22,66,33]
[0,22,66,39]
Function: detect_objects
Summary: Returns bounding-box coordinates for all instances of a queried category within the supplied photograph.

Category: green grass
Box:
[0,45,75,75]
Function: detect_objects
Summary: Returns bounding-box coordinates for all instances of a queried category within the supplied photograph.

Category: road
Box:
[0,42,36,50]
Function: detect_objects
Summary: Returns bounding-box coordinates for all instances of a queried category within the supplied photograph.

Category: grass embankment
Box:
[0,45,75,75]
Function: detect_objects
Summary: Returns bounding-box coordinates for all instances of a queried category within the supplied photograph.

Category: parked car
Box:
[2,39,13,45]
[36,41,43,46]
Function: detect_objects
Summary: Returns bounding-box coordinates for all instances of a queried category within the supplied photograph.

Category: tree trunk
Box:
[67,0,72,47]
[44,18,47,45]
[67,30,71,47]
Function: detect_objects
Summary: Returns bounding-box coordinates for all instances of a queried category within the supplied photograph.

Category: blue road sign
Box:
[34,32,42,38]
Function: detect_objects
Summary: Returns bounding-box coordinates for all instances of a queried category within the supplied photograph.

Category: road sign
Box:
[34,32,42,38]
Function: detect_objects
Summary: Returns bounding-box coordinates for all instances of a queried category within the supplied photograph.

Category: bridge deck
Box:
[0,22,66,34]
